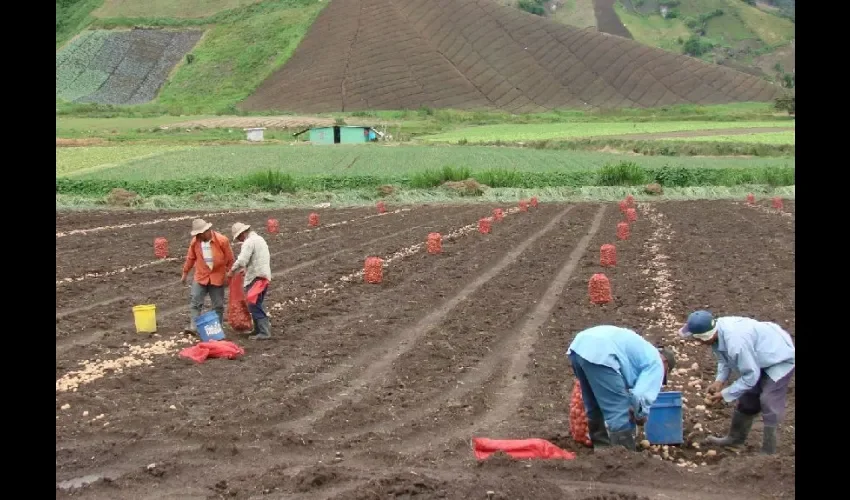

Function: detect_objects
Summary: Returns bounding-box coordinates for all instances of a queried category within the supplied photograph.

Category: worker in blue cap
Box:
[567,325,676,451]
[679,310,795,454]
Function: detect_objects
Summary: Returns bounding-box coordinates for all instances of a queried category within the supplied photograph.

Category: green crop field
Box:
[59,144,793,181]
[662,131,795,145]
[57,145,193,177]
[420,121,793,143]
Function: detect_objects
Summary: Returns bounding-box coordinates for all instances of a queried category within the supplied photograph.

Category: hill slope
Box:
[241,0,781,113]
[502,0,795,79]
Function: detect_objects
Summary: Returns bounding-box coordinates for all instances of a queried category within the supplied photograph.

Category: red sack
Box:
[246,278,269,305]
[472,437,576,460]
[179,340,245,364]
[228,272,253,332]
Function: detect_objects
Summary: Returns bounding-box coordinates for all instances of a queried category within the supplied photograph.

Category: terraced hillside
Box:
[242,0,782,113]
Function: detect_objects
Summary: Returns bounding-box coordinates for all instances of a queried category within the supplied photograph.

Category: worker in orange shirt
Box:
[181,219,235,332]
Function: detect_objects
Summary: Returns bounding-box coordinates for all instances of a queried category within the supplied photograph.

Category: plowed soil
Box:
[241,0,782,113]
[56,201,795,499]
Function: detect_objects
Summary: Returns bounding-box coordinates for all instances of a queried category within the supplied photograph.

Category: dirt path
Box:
[604,126,795,140]
[594,0,633,39]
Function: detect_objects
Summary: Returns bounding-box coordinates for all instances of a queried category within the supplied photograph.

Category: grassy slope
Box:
[57,0,325,115]
[94,0,262,19]
[56,0,104,48]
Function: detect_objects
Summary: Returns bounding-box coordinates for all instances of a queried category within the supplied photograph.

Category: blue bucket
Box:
[195,311,226,342]
[645,391,683,445]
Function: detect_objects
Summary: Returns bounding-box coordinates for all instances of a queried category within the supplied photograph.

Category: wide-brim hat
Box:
[231,222,251,240]
[190,218,213,236]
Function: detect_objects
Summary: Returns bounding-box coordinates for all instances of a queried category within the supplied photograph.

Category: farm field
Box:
[57,144,794,181]
[420,121,793,143]
[55,199,795,499]
[662,131,794,144]
[56,29,203,105]
[241,0,781,113]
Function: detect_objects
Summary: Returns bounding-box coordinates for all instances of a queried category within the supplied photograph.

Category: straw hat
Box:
[190,218,213,236]
[231,222,251,240]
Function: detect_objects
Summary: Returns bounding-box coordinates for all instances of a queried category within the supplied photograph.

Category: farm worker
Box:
[679,310,795,455]
[566,325,676,451]
[227,222,272,340]
[181,219,235,332]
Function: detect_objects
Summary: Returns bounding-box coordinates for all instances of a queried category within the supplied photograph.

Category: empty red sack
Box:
[179,340,245,364]
[472,437,576,460]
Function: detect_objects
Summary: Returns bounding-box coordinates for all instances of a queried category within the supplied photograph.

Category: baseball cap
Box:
[679,310,718,341]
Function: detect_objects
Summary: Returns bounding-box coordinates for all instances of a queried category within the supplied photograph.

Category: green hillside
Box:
[503,0,794,83]
[56,0,325,114]
[56,0,793,115]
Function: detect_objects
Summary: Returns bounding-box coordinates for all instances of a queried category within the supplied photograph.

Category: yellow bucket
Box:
[132,304,157,333]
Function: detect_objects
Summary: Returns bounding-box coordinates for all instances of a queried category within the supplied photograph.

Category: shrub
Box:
[597,162,647,186]
[518,0,545,16]
[238,170,296,194]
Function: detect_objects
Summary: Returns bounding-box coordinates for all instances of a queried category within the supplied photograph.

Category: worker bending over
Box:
[680,310,795,454]
[567,325,676,451]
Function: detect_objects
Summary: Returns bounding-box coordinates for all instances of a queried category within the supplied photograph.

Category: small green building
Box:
[297,126,377,145]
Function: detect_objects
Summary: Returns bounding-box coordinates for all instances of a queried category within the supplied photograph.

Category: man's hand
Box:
[181,272,188,285]
[707,381,723,394]
[226,270,233,280]
[705,392,724,406]
[629,408,647,426]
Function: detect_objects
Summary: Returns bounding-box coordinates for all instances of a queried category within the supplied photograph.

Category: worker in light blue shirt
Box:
[567,325,676,451]
[679,310,795,454]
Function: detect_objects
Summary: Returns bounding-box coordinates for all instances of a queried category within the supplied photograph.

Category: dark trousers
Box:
[736,367,794,426]
[245,278,268,321]
[569,352,634,433]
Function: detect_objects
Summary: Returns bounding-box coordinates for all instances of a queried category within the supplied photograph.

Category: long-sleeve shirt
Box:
[713,316,795,402]
[230,231,272,285]
[567,325,664,419]
[182,231,234,286]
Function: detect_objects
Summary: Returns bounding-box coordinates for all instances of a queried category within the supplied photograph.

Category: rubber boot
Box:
[250,317,271,340]
[761,425,777,455]
[588,418,611,448]
[609,428,637,451]
[705,410,755,448]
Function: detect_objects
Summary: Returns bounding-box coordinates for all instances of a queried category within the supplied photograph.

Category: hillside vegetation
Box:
[505,0,794,81]
[57,0,787,115]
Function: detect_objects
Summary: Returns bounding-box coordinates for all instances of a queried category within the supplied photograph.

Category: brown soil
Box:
[594,0,633,39]
[56,138,108,147]
[605,127,795,140]
[56,201,794,500]
[164,116,339,130]
[240,0,782,113]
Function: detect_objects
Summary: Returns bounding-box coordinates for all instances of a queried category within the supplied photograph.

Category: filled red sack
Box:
[228,272,253,331]
[471,437,576,460]
[570,380,593,447]
[179,340,245,364]
[246,278,269,305]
